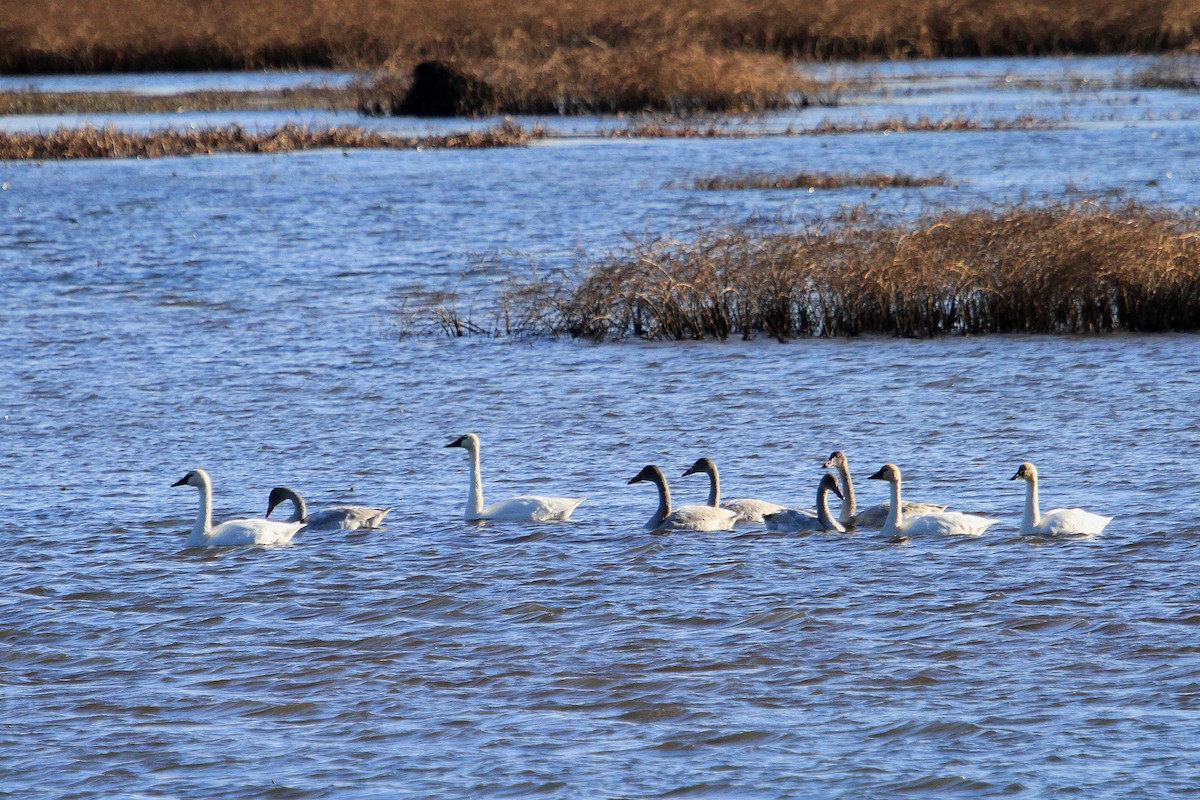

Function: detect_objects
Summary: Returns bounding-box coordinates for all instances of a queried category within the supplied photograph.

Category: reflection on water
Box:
[1,55,1200,798]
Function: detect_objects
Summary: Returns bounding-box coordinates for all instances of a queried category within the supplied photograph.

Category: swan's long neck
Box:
[705,463,720,507]
[816,483,841,531]
[882,477,903,535]
[465,444,485,519]
[649,470,672,528]
[287,491,306,524]
[1022,475,1040,531]
[190,477,213,545]
[836,462,856,525]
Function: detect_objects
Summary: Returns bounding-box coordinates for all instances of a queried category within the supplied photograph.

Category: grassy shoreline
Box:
[5,1,1200,75]
[404,201,1200,340]
[0,122,539,160]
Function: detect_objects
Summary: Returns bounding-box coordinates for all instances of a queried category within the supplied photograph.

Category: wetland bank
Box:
[3,4,1200,798]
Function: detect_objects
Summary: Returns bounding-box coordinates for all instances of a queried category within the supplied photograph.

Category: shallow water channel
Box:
[2,56,1199,798]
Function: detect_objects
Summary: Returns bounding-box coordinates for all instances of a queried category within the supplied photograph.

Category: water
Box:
[2,56,1200,798]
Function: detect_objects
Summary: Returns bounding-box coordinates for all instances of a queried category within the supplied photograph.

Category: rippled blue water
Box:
[2,57,1200,798]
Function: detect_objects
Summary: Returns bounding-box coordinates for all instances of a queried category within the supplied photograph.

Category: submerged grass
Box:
[414,200,1200,340]
[0,86,358,115]
[693,172,948,190]
[0,121,538,160]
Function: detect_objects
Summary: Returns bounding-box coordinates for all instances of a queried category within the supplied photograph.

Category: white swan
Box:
[681,457,786,524]
[1011,462,1112,536]
[266,487,391,531]
[171,468,302,547]
[763,473,846,532]
[628,465,737,531]
[867,463,997,537]
[445,433,584,522]
[823,450,947,528]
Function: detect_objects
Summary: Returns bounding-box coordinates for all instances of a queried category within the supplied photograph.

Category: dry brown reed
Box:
[693,172,948,190]
[1131,56,1200,89]
[439,200,1200,340]
[6,0,1200,75]
[0,121,539,160]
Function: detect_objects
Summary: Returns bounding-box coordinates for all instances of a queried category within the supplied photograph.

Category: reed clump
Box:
[1130,56,1200,89]
[0,121,539,160]
[5,0,1200,75]
[470,200,1200,340]
[693,172,948,190]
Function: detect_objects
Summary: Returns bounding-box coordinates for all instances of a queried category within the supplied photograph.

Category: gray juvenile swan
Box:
[763,472,846,532]
[172,468,302,547]
[265,487,391,531]
[823,450,947,528]
[445,433,584,522]
[681,457,786,524]
[1011,462,1112,536]
[629,465,737,531]
[867,464,997,537]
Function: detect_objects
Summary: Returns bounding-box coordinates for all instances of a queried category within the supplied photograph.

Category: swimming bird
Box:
[823,450,947,528]
[681,457,786,524]
[763,472,846,532]
[867,463,997,537]
[265,486,390,531]
[629,464,737,532]
[1011,462,1112,536]
[445,433,584,522]
[171,468,302,547]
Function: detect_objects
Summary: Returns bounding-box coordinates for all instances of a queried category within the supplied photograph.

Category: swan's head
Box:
[445,433,480,452]
[1010,462,1038,482]
[820,472,845,499]
[867,463,901,483]
[823,451,847,469]
[266,486,303,519]
[171,468,210,489]
[681,457,716,478]
[628,465,664,485]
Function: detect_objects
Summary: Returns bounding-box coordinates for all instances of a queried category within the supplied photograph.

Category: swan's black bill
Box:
[445,437,467,449]
[171,475,189,487]
[867,467,888,480]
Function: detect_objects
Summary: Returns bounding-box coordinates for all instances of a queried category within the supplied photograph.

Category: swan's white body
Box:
[683,457,786,524]
[764,473,845,532]
[266,487,391,531]
[446,433,584,522]
[1012,462,1112,536]
[630,465,736,531]
[824,451,947,528]
[868,464,997,537]
[172,468,301,547]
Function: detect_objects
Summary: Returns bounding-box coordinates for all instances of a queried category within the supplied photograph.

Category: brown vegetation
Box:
[0,121,539,160]
[693,172,948,190]
[411,201,1200,340]
[0,86,357,115]
[4,0,1200,75]
[1131,56,1200,89]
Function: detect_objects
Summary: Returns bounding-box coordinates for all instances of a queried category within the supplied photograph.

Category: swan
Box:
[445,433,584,522]
[823,450,947,528]
[867,464,997,537]
[763,473,846,532]
[171,468,302,547]
[1011,462,1112,536]
[265,486,391,531]
[628,465,737,531]
[681,457,786,523]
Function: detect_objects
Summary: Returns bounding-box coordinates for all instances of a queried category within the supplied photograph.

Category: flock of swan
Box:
[171,433,1113,547]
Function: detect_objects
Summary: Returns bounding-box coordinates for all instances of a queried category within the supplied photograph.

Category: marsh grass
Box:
[1131,56,1200,89]
[0,121,538,160]
[417,200,1200,340]
[6,0,1200,75]
[693,172,949,190]
[0,86,358,115]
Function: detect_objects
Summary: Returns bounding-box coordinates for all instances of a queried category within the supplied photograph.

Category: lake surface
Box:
[2,56,1199,798]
